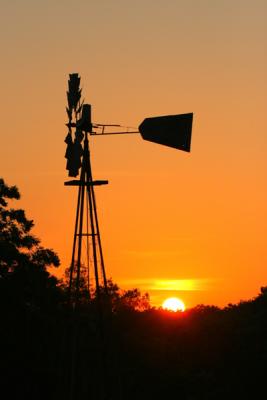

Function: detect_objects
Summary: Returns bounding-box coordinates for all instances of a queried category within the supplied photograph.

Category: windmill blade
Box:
[66,107,72,122]
[139,113,193,152]
[67,74,82,111]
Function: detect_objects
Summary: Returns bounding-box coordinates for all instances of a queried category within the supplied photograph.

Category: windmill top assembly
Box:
[64,73,193,305]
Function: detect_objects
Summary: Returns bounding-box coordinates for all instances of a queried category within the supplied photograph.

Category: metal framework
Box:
[65,76,139,305]
[66,136,108,304]
[64,74,117,400]
[65,76,111,306]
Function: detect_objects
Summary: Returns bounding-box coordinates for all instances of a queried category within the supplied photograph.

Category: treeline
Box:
[1,178,267,400]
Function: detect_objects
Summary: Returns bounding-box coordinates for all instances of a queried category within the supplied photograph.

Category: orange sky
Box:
[1,1,266,308]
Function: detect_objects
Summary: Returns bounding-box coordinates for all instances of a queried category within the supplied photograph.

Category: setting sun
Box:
[162,297,186,312]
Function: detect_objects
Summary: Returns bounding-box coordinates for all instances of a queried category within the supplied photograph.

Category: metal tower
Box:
[64,74,116,400]
[65,75,108,305]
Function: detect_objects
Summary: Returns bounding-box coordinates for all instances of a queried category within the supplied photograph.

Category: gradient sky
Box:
[1,0,266,308]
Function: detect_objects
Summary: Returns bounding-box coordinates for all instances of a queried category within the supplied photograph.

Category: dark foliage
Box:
[0,178,61,311]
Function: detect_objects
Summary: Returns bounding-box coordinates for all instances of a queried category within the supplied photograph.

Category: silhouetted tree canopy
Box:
[97,279,150,312]
[0,178,60,309]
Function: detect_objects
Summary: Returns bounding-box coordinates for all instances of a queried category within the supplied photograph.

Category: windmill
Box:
[64,73,193,399]
[65,73,193,305]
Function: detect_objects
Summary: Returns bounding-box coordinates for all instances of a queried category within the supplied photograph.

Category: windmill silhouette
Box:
[65,73,193,306]
[64,73,193,400]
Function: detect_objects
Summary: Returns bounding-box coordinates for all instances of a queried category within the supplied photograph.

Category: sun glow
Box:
[162,297,186,312]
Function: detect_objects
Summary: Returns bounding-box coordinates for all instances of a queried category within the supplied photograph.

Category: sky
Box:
[0,0,266,308]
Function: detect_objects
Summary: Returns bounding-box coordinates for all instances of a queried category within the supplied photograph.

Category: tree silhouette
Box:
[97,279,151,312]
[0,178,61,309]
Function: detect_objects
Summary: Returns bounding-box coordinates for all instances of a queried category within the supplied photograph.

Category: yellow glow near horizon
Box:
[162,297,186,312]
[117,278,208,308]
[152,279,200,291]
[120,278,205,291]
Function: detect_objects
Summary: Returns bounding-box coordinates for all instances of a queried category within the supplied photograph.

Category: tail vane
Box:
[139,113,193,152]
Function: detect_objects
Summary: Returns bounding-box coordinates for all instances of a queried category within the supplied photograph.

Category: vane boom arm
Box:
[91,123,139,135]
[90,130,139,135]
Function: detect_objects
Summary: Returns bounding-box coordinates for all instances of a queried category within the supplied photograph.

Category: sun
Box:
[162,297,186,312]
